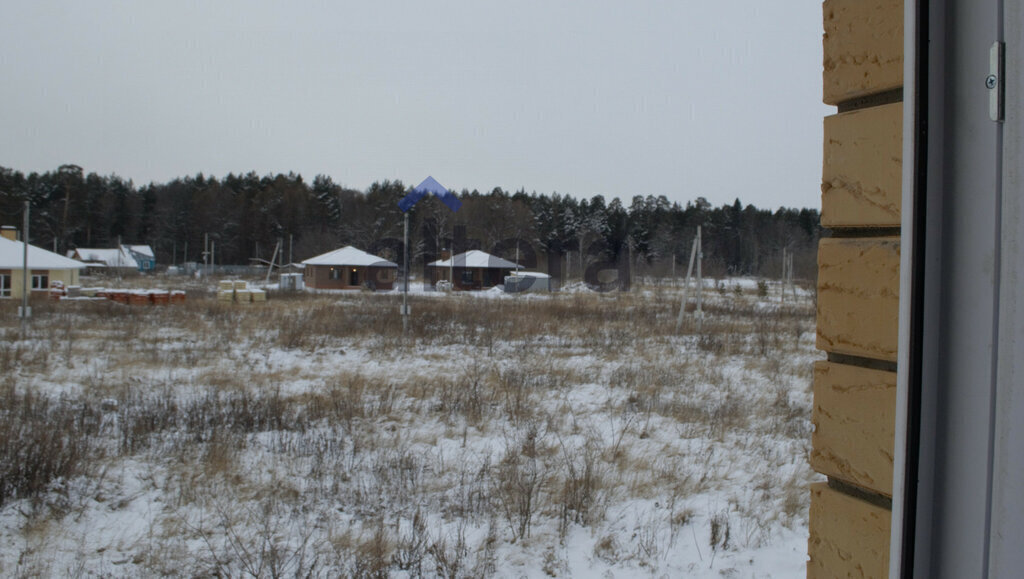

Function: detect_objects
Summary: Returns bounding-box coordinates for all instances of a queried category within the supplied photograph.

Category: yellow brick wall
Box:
[808,483,891,577]
[810,0,903,576]
[810,362,896,494]
[822,104,903,228]
[816,237,900,362]
[5,268,80,299]
[822,0,903,105]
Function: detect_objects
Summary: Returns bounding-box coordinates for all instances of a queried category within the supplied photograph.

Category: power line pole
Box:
[402,212,409,333]
[675,226,703,333]
[20,200,30,322]
[781,246,795,303]
[695,226,703,332]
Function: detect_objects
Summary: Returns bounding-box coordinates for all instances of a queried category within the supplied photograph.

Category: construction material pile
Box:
[49,281,186,305]
[217,280,267,303]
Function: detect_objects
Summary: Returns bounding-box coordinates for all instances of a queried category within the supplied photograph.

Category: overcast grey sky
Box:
[1,1,830,209]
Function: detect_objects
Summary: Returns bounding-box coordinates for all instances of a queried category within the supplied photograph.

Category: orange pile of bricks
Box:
[48,287,188,305]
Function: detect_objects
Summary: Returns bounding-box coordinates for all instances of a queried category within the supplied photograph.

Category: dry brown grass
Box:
[0,283,818,576]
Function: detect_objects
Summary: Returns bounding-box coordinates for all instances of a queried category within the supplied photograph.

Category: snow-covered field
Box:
[0,280,822,577]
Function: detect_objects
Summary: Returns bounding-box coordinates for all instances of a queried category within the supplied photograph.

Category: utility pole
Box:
[695,226,703,331]
[402,212,410,333]
[674,226,703,333]
[628,238,633,290]
[20,200,30,322]
[265,239,281,285]
[781,246,795,303]
[782,247,788,303]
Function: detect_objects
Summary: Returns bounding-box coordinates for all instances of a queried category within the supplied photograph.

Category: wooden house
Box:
[68,244,155,273]
[68,246,137,274]
[125,245,156,271]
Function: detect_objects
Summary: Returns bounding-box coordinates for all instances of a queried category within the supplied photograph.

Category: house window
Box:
[31,274,48,290]
[461,269,474,285]
[350,268,359,286]
[330,267,341,280]
[0,274,10,298]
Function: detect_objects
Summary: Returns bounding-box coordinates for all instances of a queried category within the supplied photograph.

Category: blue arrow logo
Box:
[399,176,461,213]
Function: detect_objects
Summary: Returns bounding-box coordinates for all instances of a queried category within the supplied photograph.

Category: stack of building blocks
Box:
[217,280,265,303]
[218,280,235,302]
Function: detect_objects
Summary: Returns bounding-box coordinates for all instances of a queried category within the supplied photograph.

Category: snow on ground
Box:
[0,278,822,577]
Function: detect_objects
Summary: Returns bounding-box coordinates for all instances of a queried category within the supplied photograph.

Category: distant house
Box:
[0,226,86,299]
[125,245,156,271]
[69,244,156,273]
[68,246,136,274]
[301,246,397,290]
[428,250,520,290]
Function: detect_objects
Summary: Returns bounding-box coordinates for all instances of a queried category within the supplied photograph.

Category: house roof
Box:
[126,245,155,259]
[428,249,520,269]
[71,247,138,268]
[301,246,397,268]
[0,236,86,270]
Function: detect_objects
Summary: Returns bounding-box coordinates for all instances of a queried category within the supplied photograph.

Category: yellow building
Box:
[0,226,85,299]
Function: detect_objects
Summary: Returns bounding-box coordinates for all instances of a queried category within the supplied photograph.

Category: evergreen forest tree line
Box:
[0,165,821,281]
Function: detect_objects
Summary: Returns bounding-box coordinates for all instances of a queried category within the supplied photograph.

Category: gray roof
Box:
[428,250,520,269]
[302,246,397,267]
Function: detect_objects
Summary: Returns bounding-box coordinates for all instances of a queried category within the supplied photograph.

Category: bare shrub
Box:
[708,393,749,441]
[472,516,499,576]
[429,523,469,579]
[320,374,369,426]
[392,510,427,574]
[556,437,603,538]
[0,388,102,508]
[495,442,545,541]
[593,533,621,564]
[634,512,662,566]
[495,367,538,425]
[193,495,320,578]
[353,522,391,579]
[709,510,731,553]
[434,367,488,425]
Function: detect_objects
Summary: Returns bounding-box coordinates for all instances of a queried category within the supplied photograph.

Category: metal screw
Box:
[986,74,998,89]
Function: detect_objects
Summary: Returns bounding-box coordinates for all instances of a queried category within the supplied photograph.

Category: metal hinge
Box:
[989,41,1005,122]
